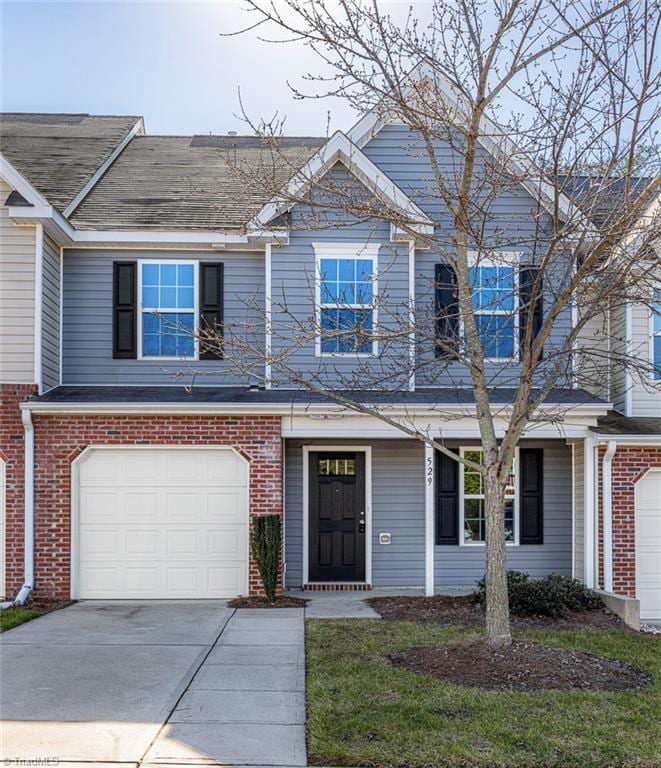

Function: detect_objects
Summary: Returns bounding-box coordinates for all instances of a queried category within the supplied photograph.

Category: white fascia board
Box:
[0,154,49,206]
[21,399,610,422]
[250,130,433,234]
[592,434,661,445]
[346,65,595,234]
[63,118,145,217]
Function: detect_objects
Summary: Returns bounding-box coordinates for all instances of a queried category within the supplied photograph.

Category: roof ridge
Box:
[0,112,142,119]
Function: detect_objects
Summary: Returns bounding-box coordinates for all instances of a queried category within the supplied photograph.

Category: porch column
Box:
[424,443,435,596]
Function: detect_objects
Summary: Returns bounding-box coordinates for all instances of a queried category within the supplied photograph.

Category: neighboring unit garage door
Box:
[75,448,248,599]
[635,469,661,622]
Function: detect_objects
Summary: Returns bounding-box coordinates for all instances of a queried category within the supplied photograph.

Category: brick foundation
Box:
[597,446,661,597]
[28,414,283,599]
[1,384,37,598]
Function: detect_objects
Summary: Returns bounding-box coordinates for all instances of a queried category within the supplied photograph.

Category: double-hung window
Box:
[460,448,518,544]
[653,287,661,380]
[468,258,517,360]
[315,244,378,355]
[139,261,197,359]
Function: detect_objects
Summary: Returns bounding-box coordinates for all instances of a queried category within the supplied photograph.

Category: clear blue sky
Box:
[0,0,359,136]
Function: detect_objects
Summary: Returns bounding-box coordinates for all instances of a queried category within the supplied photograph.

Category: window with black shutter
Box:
[434,263,459,357]
[199,262,224,360]
[519,448,544,545]
[519,267,543,359]
[435,448,459,544]
[113,261,137,359]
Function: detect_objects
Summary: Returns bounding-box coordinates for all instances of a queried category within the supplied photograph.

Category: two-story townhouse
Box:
[0,109,658,626]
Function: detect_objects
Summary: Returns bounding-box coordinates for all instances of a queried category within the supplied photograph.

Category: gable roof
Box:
[69,134,326,231]
[250,130,434,236]
[0,112,143,212]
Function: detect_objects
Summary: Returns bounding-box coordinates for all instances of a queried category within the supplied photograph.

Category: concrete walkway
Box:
[144,607,306,767]
[0,601,306,767]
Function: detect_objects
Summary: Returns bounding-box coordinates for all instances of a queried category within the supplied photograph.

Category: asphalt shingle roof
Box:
[69,134,326,231]
[0,112,141,211]
[593,412,661,436]
[31,385,606,407]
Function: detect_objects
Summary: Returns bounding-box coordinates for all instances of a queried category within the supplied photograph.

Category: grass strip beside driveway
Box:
[306,619,661,768]
[0,607,45,632]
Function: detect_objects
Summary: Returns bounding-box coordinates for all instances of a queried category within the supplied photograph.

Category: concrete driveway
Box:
[0,601,305,766]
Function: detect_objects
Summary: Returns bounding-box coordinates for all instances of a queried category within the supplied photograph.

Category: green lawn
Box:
[306,620,661,768]
[0,606,45,632]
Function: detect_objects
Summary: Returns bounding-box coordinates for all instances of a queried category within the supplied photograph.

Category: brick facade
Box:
[1,384,37,598]
[26,414,283,599]
[597,446,661,597]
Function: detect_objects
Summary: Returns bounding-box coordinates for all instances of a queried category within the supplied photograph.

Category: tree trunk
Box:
[483,471,512,648]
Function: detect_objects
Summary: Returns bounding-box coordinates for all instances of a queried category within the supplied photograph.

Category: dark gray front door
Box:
[308,452,366,582]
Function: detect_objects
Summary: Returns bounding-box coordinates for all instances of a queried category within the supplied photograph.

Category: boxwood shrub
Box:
[475,571,603,618]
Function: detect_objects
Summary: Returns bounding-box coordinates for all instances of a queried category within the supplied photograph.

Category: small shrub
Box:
[250,514,282,603]
[474,571,603,618]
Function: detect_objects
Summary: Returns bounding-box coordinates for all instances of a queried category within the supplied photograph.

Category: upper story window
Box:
[314,243,379,356]
[460,448,517,545]
[653,287,661,380]
[468,263,517,360]
[139,261,198,359]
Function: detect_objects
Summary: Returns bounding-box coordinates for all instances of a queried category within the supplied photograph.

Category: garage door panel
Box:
[76,448,248,599]
[636,471,661,622]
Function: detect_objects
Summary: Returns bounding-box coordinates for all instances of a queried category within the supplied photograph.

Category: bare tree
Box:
[171,0,661,649]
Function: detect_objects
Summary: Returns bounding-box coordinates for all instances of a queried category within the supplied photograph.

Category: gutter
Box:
[602,440,617,593]
[19,400,613,419]
[0,410,35,609]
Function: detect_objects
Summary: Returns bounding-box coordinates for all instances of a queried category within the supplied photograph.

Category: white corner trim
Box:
[424,443,435,596]
[265,242,273,389]
[34,224,44,394]
[63,118,145,217]
[250,131,433,234]
[583,436,596,588]
[602,440,617,592]
[301,445,372,587]
[59,246,64,386]
[571,442,576,579]
[408,240,416,392]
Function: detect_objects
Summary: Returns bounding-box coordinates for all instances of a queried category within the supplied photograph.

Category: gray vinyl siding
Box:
[573,442,584,582]
[435,441,573,586]
[575,308,610,399]
[284,439,425,588]
[271,167,410,389]
[611,302,627,412]
[284,437,572,588]
[0,178,35,384]
[62,249,264,385]
[629,301,661,416]
[362,125,572,388]
[41,233,61,391]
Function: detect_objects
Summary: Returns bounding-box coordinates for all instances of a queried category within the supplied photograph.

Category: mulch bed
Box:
[390,640,651,691]
[228,595,307,608]
[368,595,631,631]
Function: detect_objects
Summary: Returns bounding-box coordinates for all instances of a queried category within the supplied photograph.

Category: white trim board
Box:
[301,445,372,587]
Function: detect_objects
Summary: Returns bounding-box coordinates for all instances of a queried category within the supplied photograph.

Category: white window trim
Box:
[458,446,520,547]
[649,283,661,382]
[464,251,521,363]
[312,242,380,358]
[137,259,199,361]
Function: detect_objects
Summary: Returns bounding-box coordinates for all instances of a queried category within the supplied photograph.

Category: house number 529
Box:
[426,455,434,486]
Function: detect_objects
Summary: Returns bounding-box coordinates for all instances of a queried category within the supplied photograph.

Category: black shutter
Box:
[434,263,459,358]
[519,267,543,359]
[436,448,459,544]
[519,448,544,544]
[199,262,224,360]
[113,261,136,359]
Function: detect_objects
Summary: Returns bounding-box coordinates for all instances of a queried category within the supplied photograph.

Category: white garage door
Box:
[75,448,248,599]
[635,469,661,622]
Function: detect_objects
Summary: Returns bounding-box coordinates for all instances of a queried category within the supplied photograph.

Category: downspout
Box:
[0,409,34,608]
[602,440,617,593]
